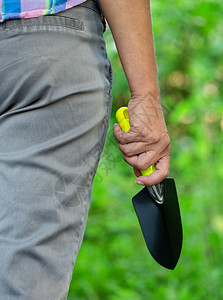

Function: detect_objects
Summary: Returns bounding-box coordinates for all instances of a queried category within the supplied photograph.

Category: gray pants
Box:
[0,1,113,299]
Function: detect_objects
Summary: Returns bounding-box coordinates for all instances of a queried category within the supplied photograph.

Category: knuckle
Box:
[141,127,149,138]
[163,134,171,149]
[123,145,131,156]
[118,143,124,151]
[123,155,130,165]
[150,132,160,144]
[113,126,119,138]
[117,134,124,144]
[125,149,132,157]
[150,131,171,146]
[119,144,129,155]
[163,169,169,179]
[120,143,136,157]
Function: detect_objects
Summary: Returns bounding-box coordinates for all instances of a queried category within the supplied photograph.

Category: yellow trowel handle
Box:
[116,107,156,177]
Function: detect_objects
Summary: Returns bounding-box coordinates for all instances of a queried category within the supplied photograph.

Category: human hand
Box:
[113,92,171,186]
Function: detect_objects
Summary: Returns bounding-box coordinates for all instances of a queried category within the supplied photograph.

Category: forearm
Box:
[99,0,159,98]
[99,0,170,185]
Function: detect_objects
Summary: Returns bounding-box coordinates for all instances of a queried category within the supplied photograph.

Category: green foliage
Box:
[68,1,223,299]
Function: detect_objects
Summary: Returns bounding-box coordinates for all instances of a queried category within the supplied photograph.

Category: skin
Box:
[99,0,171,186]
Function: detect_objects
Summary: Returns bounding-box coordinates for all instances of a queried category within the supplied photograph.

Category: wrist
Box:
[130,88,161,106]
[129,78,160,100]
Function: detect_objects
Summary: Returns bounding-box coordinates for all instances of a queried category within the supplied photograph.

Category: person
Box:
[0,0,171,298]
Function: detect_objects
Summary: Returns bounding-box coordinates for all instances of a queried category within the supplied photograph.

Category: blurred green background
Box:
[68,0,223,299]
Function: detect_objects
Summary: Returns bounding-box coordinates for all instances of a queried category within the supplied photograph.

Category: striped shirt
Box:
[0,0,89,23]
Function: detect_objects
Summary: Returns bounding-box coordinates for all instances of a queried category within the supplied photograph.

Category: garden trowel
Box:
[116,107,183,270]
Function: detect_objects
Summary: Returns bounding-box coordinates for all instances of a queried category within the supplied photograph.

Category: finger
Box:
[113,124,126,144]
[118,141,152,157]
[123,151,158,171]
[113,123,144,144]
[135,155,170,186]
[116,129,170,159]
[133,167,142,177]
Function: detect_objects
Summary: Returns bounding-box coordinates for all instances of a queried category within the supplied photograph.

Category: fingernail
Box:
[135,180,145,186]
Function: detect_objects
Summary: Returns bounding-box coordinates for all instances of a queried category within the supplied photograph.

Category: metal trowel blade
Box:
[132,178,183,270]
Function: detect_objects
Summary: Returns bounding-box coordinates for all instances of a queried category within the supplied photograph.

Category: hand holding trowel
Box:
[116,107,183,270]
